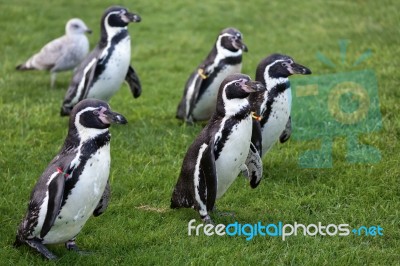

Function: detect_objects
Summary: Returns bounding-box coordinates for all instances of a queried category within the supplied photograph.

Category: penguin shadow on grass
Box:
[13,242,97,262]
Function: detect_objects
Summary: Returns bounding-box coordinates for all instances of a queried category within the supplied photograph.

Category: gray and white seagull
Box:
[16,18,92,88]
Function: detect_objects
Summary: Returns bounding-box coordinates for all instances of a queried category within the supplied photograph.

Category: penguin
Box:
[176,27,248,123]
[171,74,265,223]
[60,6,142,116]
[16,18,92,88]
[14,99,127,260]
[248,54,311,183]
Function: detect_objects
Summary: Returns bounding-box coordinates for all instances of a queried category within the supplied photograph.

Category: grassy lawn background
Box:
[0,0,399,265]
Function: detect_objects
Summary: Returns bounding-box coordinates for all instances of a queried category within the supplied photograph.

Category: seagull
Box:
[16,18,92,88]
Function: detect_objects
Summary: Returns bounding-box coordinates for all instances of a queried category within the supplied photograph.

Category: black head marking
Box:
[69,98,127,130]
[220,74,264,99]
[70,99,110,130]
[221,74,252,100]
[99,6,141,45]
[63,99,126,151]
[218,27,248,52]
[215,74,265,115]
[256,53,312,81]
[102,6,141,28]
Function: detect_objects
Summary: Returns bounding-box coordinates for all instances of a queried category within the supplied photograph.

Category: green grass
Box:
[1,0,399,265]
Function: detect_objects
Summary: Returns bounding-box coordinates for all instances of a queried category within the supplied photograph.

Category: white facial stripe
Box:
[259,60,289,115]
[225,79,242,87]
[203,33,243,75]
[74,106,108,143]
[104,11,128,39]
[264,60,288,90]
[216,33,243,58]
[101,11,129,64]
[224,78,248,89]
[222,80,250,117]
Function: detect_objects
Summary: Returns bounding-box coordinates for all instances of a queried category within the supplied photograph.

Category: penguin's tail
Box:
[13,236,23,247]
[14,222,27,248]
[170,186,193,209]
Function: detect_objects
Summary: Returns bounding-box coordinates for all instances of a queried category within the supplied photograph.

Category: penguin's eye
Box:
[281,62,290,67]
[93,110,100,115]
[234,82,240,87]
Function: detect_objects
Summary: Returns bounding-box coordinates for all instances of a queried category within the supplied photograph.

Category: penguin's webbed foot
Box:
[24,238,58,260]
[279,131,290,143]
[184,116,194,126]
[65,240,93,256]
[65,240,79,251]
[201,215,214,225]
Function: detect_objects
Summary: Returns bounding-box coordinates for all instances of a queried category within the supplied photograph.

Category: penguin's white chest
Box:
[215,116,252,198]
[262,90,291,155]
[87,37,131,101]
[192,64,242,120]
[42,144,111,244]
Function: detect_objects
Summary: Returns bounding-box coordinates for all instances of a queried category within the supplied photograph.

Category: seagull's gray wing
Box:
[29,36,70,70]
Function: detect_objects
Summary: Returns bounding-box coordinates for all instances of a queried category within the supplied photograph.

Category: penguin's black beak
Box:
[243,80,265,93]
[232,37,248,52]
[288,62,312,75]
[103,109,128,125]
[122,11,141,23]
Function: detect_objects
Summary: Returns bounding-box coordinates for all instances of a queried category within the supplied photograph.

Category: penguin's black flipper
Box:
[176,71,203,123]
[81,58,99,99]
[250,119,263,155]
[93,180,110,217]
[125,65,141,98]
[279,116,292,143]
[176,58,216,123]
[61,55,98,116]
[40,172,65,238]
